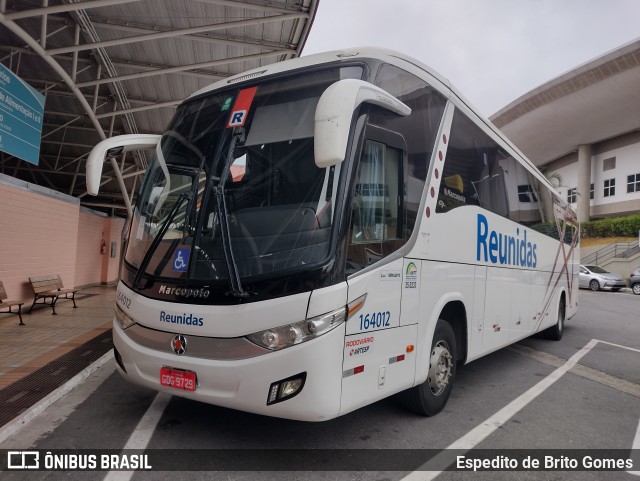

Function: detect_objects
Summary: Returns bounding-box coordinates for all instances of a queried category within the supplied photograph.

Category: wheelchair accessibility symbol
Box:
[173,248,190,272]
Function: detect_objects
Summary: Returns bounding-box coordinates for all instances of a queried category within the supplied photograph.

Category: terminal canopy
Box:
[0,0,319,216]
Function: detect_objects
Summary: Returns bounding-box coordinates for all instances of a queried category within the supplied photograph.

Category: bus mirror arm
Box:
[86,134,162,196]
[314,79,411,168]
[106,146,124,158]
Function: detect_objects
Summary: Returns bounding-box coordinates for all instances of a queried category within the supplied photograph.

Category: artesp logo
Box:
[349,345,370,356]
[405,262,418,279]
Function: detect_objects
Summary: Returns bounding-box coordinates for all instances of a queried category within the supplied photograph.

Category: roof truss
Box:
[0,0,317,216]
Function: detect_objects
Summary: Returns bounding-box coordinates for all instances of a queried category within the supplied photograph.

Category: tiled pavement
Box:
[0,285,116,391]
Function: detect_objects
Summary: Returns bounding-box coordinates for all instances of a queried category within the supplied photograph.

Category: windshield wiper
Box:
[133,191,191,289]
[216,130,251,299]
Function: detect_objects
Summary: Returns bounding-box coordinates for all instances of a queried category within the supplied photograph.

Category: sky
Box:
[302,0,640,117]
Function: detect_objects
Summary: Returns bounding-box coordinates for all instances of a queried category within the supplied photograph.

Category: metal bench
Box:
[0,281,25,325]
[28,274,77,315]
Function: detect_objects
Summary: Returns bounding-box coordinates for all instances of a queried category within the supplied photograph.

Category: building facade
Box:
[546,132,640,219]
[490,39,640,223]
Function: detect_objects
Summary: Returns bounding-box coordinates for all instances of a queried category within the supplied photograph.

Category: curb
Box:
[0,350,113,445]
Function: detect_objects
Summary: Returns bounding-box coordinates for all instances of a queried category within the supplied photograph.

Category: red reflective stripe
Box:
[232,87,257,112]
[227,87,257,127]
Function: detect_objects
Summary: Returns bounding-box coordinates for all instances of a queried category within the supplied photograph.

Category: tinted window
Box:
[345,65,447,275]
[437,108,576,245]
[436,109,510,217]
[373,64,447,238]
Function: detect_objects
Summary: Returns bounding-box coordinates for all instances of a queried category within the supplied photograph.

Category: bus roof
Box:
[188,47,451,99]
[187,47,560,198]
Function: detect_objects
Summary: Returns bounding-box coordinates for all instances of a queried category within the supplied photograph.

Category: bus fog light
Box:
[267,383,279,404]
[281,378,303,397]
[266,373,307,405]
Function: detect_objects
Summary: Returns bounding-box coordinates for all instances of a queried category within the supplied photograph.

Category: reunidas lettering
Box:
[476,213,537,268]
[160,311,204,326]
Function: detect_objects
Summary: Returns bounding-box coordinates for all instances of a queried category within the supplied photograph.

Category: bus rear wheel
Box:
[400,319,457,416]
[544,296,565,341]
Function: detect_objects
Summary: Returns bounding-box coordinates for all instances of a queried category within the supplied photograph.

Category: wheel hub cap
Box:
[428,342,452,395]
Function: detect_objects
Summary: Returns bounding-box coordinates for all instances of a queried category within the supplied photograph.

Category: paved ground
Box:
[0,287,638,480]
[0,285,114,390]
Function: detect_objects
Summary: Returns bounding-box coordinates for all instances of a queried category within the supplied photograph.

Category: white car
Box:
[579,265,626,292]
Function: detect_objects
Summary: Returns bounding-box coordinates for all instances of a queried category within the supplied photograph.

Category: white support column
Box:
[577,144,592,223]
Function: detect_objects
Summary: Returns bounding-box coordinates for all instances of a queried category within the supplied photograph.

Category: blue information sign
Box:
[0,63,45,165]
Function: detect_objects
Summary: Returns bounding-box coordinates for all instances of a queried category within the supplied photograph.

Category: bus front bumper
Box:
[112,319,345,421]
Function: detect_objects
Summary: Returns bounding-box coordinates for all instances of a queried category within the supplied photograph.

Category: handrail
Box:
[582,241,638,265]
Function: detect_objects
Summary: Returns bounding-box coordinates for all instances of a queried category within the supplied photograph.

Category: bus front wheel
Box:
[400,319,457,416]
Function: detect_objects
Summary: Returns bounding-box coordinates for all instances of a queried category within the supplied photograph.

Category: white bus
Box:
[87,48,579,421]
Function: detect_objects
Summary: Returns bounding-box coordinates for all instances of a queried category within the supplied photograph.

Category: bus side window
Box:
[436,109,506,216]
[437,108,573,245]
[374,63,447,239]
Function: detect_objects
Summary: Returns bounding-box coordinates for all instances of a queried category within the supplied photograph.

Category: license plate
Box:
[160,367,196,392]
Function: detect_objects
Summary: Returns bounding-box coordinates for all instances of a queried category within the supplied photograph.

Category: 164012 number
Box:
[359,311,391,331]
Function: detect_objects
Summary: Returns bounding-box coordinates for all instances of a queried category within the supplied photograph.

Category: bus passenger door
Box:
[340,133,416,415]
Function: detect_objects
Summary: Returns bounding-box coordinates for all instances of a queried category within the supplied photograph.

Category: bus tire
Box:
[544,297,565,341]
[400,319,457,416]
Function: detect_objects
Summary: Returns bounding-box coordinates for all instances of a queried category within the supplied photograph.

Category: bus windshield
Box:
[124,65,363,287]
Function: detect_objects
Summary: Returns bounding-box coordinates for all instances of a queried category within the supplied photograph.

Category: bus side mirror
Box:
[86,134,161,195]
[314,79,411,168]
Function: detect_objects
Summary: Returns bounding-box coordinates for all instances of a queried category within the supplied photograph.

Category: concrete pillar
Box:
[577,144,592,223]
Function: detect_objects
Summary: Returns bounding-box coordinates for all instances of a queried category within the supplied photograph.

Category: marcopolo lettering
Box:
[160,311,204,327]
[476,213,537,268]
[158,285,210,299]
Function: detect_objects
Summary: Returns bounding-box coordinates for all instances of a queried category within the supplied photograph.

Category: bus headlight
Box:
[246,307,346,351]
[114,304,137,330]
